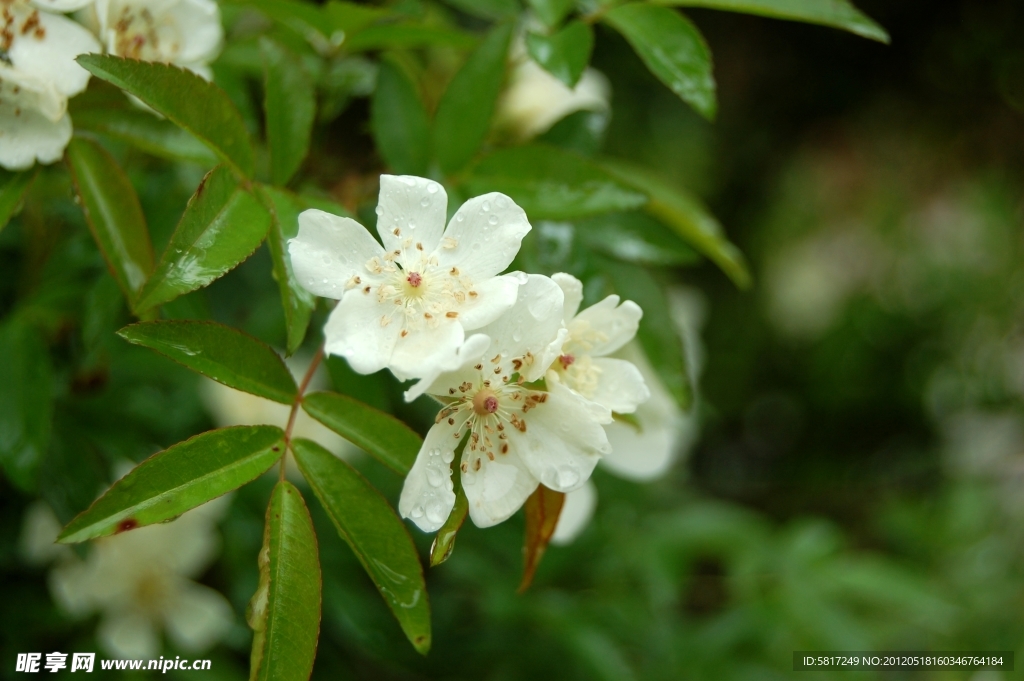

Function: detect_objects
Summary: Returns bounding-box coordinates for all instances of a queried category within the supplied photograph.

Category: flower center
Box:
[406,271,422,287]
[472,389,499,415]
[559,353,575,369]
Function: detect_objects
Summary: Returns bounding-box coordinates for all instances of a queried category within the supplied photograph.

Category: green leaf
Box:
[604,260,693,410]
[429,474,467,567]
[248,481,321,681]
[72,108,219,166]
[371,55,431,176]
[325,0,390,33]
[136,166,273,312]
[655,0,889,42]
[66,137,155,312]
[261,38,316,186]
[433,22,514,175]
[518,484,565,592]
[526,0,574,28]
[292,439,431,654]
[0,168,36,233]
[442,0,519,20]
[344,23,477,52]
[77,55,255,177]
[58,426,285,544]
[118,320,297,404]
[261,187,316,354]
[226,0,330,47]
[0,320,52,491]
[577,211,700,266]
[603,4,717,120]
[526,20,594,88]
[599,158,750,288]
[465,145,647,219]
[302,391,421,475]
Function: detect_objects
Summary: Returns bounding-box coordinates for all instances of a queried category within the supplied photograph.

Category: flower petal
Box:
[388,318,465,382]
[289,209,384,299]
[550,480,597,545]
[436,192,531,282]
[0,86,70,170]
[569,296,642,357]
[505,380,608,493]
[403,333,492,402]
[8,11,100,98]
[163,581,233,652]
[552,272,583,321]
[376,175,448,254]
[399,416,467,532]
[164,0,223,66]
[323,289,402,375]
[456,272,522,330]
[476,273,564,380]
[587,357,650,414]
[462,449,538,529]
[98,610,160,658]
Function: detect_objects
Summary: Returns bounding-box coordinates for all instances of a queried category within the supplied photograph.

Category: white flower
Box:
[87,0,222,78]
[25,498,233,659]
[547,272,649,419]
[496,53,610,140]
[289,175,532,381]
[399,274,612,531]
[0,0,100,169]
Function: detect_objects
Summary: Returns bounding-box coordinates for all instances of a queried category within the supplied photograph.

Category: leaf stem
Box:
[281,344,325,480]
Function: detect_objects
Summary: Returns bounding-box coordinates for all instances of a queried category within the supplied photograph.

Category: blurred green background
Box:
[3,0,1024,679]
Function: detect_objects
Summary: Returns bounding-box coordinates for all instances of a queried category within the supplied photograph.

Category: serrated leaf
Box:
[77,55,255,177]
[465,145,647,219]
[526,20,593,88]
[0,167,36,233]
[345,23,477,52]
[656,0,889,42]
[599,158,750,288]
[526,0,574,28]
[58,426,284,544]
[0,320,52,492]
[73,108,218,166]
[118,320,297,404]
[66,137,155,312]
[603,4,717,120]
[371,55,431,176]
[248,481,321,681]
[261,187,316,354]
[292,439,430,654]
[433,22,513,175]
[261,38,316,186]
[136,166,272,312]
[302,391,421,475]
[429,476,467,567]
[518,484,565,592]
[604,260,692,410]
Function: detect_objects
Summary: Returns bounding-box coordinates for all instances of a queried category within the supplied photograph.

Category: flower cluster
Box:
[291,175,679,533]
[0,0,222,170]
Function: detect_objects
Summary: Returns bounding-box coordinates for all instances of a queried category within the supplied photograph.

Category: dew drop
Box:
[322,255,332,265]
[462,471,477,486]
[426,467,444,487]
[496,196,508,208]
[420,197,430,207]
[456,214,465,222]
[425,500,446,524]
[442,450,454,463]
[427,183,439,194]
[410,505,424,518]
[488,215,498,225]
[481,201,491,212]
[375,206,384,215]
[558,466,580,488]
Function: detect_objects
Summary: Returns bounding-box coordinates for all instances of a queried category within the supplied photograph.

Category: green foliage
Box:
[248,481,321,681]
[0,168,36,233]
[117,320,298,404]
[66,137,155,313]
[260,38,316,187]
[73,108,219,166]
[345,24,477,52]
[136,165,272,312]
[371,55,432,176]
[0,319,52,491]
[604,4,717,120]
[77,55,255,177]
[302,391,422,475]
[262,187,316,354]
[433,22,514,174]
[466,145,647,219]
[526,20,594,88]
[292,438,431,654]
[658,0,890,42]
[430,480,468,566]
[58,426,285,543]
[526,0,574,29]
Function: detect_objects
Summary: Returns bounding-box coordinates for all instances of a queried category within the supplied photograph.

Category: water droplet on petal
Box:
[420,197,430,207]
[488,215,498,225]
[462,470,476,486]
[411,505,424,518]
[558,465,580,488]
[375,206,384,216]
[426,467,444,487]
[456,214,465,222]
[426,500,447,524]
[322,255,332,265]
[496,196,508,208]
[442,450,454,463]
[427,183,439,194]
[481,201,491,212]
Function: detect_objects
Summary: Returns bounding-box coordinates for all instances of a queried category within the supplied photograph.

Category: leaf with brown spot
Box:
[518,484,565,593]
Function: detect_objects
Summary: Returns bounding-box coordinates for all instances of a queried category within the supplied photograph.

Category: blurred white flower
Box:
[23,498,233,659]
[552,287,706,544]
[289,175,531,382]
[496,52,610,140]
[0,0,100,169]
[399,274,612,532]
[85,0,222,78]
